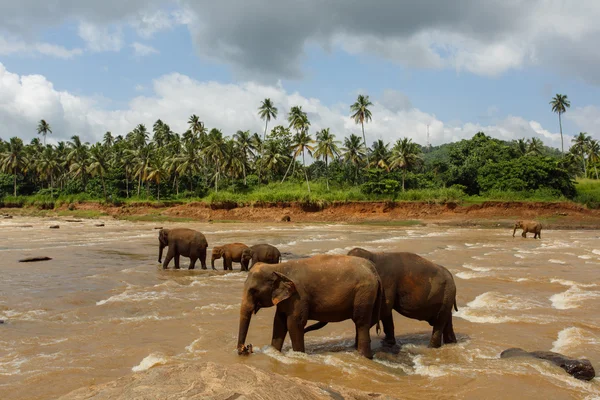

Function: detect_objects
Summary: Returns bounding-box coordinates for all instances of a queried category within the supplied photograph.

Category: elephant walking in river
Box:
[158,228,208,270]
[513,220,542,239]
[305,248,458,348]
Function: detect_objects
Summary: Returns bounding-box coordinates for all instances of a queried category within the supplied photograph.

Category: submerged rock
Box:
[501,348,595,381]
[95,223,105,227]
[58,361,393,400]
[49,225,60,229]
[19,256,52,263]
[65,219,82,223]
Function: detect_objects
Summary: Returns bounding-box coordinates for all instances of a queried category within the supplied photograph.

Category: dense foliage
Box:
[0,97,597,204]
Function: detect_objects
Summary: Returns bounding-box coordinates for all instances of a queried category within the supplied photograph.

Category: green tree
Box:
[1,137,28,196]
[37,145,59,195]
[342,134,366,184]
[258,99,278,183]
[389,138,423,191]
[87,143,110,199]
[527,137,544,156]
[314,128,341,190]
[37,119,52,145]
[204,129,227,192]
[587,139,600,179]
[370,140,390,171]
[550,94,571,155]
[572,132,591,177]
[350,94,373,165]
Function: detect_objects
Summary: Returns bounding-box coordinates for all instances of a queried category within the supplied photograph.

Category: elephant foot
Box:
[382,337,397,347]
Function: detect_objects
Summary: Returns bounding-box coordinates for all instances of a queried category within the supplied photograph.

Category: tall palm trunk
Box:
[258,120,268,185]
[281,155,295,183]
[595,165,599,180]
[137,174,142,197]
[361,122,370,166]
[559,112,564,156]
[402,168,406,191]
[582,154,587,178]
[157,182,160,201]
[242,161,247,186]
[13,166,17,196]
[325,154,329,190]
[101,174,107,200]
[302,149,310,193]
[125,170,129,198]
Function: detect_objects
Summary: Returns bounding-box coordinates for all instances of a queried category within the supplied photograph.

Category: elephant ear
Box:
[159,229,168,245]
[271,271,296,305]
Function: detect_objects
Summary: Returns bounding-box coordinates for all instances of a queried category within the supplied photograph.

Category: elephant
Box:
[236,254,383,359]
[305,247,458,348]
[500,348,595,381]
[241,244,281,270]
[513,220,542,239]
[211,243,249,271]
[158,228,208,270]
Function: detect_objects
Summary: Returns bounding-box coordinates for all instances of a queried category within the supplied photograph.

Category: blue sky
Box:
[1,1,599,149]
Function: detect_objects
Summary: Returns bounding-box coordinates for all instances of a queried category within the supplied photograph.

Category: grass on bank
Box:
[1,180,599,210]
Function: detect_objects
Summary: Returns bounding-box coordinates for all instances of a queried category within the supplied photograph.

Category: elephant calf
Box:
[237,254,383,359]
[513,220,542,239]
[158,228,208,270]
[211,243,249,271]
[306,248,458,348]
[242,244,281,270]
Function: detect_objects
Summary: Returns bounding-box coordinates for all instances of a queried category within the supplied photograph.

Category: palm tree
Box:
[370,140,390,171]
[587,139,600,179]
[37,145,59,195]
[389,138,423,191]
[287,130,315,192]
[282,106,311,184]
[204,129,227,192]
[572,132,591,177]
[188,114,205,140]
[258,99,278,183]
[350,94,373,165]
[1,137,28,196]
[262,140,288,180]
[314,128,341,190]
[342,134,366,183]
[515,138,528,156]
[175,140,201,192]
[147,153,167,200]
[233,130,257,185]
[87,143,109,199]
[527,137,544,156]
[37,120,52,145]
[67,135,90,190]
[103,132,114,148]
[550,94,571,155]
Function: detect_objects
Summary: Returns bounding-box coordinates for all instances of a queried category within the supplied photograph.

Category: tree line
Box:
[0,94,597,201]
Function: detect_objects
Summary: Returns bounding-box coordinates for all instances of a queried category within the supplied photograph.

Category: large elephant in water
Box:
[513,220,542,239]
[158,228,208,270]
[236,254,383,359]
[211,243,249,270]
[305,248,458,348]
[241,244,281,270]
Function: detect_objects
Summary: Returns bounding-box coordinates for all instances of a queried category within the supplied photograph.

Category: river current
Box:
[1,217,599,399]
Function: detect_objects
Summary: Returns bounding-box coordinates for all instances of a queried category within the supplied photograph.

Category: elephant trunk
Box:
[158,243,165,263]
[237,298,254,354]
[512,227,517,237]
[211,257,216,269]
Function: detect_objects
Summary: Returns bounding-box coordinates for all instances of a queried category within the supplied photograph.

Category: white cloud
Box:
[134,84,146,92]
[77,21,123,52]
[0,36,83,58]
[131,42,159,57]
[567,106,600,138]
[0,62,576,152]
[130,8,190,38]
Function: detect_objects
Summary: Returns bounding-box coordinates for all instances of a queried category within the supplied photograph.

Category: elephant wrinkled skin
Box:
[211,243,249,271]
[242,244,281,270]
[236,254,383,359]
[513,220,542,239]
[306,247,458,348]
[158,228,208,270]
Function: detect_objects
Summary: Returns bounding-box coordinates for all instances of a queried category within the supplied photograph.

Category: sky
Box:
[1,0,599,150]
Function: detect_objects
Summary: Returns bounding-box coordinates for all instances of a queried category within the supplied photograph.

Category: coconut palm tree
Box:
[314,128,341,190]
[37,145,59,195]
[174,140,201,192]
[350,94,373,165]
[370,140,390,171]
[527,137,544,156]
[188,114,205,140]
[67,135,90,190]
[258,99,278,183]
[389,138,423,191]
[87,143,110,199]
[147,153,167,200]
[550,94,571,155]
[204,129,227,192]
[233,130,257,185]
[587,139,600,179]
[262,140,288,180]
[282,106,311,184]
[515,138,528,156]
[572,132,591,177]
[37,119,52,145]
[1,137,28,196]
[287,130,315,192]
[342,134,366,184]
[103,132,114,148]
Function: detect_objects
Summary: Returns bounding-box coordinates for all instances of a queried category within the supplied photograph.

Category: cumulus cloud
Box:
[0,35,83,58]
[2,1,600,82]
[77,21,123,52]
[131,42,159,57]
[0,62,573,151]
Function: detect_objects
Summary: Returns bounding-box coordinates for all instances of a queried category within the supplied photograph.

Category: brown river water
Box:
[1,217,599,399]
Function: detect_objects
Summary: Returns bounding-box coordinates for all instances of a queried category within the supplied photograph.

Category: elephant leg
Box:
[355,323,373,359]
[429,313,449,348]
[174,254,180,269]
[200,249,207,270]
[271,311,288,351]
[188,256,197,270]
[287,316,305,353]
[381,314,396,346]
[522,231,527,238]
[538,231,541,239]
[162,249,174,269]
[443,316,457,344]
[224,256,232,271]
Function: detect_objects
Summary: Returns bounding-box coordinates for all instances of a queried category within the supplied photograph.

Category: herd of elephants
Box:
[156,219,595,381]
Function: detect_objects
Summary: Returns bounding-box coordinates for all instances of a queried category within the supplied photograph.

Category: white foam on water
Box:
[373,358,413,374]
[132,353,168,372]
[208,272,247,282]
[257,346,300,364]
[472,256,485,260]
[592,250,600,256]
[197,304,236,313]
[370,236,409,244]
[551,279,597,288]
[514,254,526,259]
[96,290,168,306]
[411,354,448,377]
[185,338,208,354]
[463,264,492,272]
[550,285,600,310]
[540,241,574,250]
[455,292,543,324]
[0,309,47,321]
[549,259,567,265]
[456,271,491,280]
[578,255,592,260]
[551,327,600,355]
[528,362,600,396]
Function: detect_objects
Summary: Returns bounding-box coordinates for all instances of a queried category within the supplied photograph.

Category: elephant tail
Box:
[373,279,383,336]
[454,297,458,312]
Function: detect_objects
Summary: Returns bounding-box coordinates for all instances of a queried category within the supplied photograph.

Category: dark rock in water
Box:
[16,225,33,228]
[501,348,596,381]
[49,225,60,229]
[0,320,4,324]
[95,223,105,227]
[154,226,163,230]
[57,361,395,400]
[2,215,13,219]
[19,256,53,263]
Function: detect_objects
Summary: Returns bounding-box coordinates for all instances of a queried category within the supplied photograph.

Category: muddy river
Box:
[1,217,599,399]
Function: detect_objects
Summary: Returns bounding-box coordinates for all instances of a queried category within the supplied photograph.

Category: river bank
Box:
[3,200,600,229]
